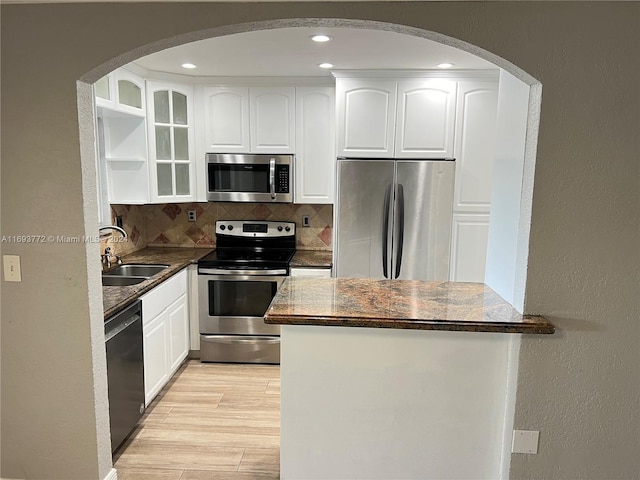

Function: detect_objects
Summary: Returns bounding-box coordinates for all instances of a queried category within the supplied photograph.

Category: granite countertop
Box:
[265,277,555,334]
[290,250,333,268]
[102,247,212,319]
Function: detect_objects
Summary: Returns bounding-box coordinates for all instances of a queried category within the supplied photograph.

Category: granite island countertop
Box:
[265,277,554,334]
[102,247,212,319]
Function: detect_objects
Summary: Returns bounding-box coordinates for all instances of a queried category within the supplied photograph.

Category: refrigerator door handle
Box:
[382,184,392,279]
[394,184,405,279]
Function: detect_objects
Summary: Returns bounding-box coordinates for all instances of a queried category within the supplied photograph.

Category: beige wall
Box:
[1,3,638,479]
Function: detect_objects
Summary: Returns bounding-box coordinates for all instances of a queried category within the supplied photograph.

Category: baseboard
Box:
[103,467,118,480]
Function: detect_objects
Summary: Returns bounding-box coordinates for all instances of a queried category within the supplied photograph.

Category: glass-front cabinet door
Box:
[147,81,195,203]
[95,68,146,117]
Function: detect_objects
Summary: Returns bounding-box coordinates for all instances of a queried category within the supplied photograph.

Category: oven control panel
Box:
[216,220,295,237]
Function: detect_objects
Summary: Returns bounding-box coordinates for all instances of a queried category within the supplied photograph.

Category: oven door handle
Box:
[199,268,288,276]
[269,157,276,199]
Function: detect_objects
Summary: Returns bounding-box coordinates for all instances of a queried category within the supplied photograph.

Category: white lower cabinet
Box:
[167,295,190,373]
[290,267,332,278]
[141,270,189,405]
[143,310,170,405]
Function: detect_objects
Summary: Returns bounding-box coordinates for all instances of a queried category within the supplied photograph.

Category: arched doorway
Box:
[80,18,541,309]
[77,18,542,478]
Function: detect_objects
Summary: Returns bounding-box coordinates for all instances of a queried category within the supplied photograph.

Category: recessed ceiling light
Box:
[311,35,332,43]
[437,63,454,69]
[181,63,197,69]
[318,63,334,69]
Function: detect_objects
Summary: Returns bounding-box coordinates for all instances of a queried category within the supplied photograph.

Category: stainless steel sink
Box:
[103,264,169,277]
[102,276,147,286]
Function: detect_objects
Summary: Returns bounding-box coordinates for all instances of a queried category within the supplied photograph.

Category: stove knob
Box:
[277,226,283,232]
[228,225,234,231]
[220,225,226,231]
[285,226,291,232]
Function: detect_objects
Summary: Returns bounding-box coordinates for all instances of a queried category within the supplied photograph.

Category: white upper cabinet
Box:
[94,68,149,206]
[202,86,295,154]
[295,87,335,204]
[115,69,146,116]
[100,115,149,204]
[203,86,250,152]
[147,80,196,203]
[250,87,296,153]
[94,75,113,106]
[336,76,457,159]
[96,68,145,117]
[453,81,499,212]
[336,79,397,158]
[395,79,456,158]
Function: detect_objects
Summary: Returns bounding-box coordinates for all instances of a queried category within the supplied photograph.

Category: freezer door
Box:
[336,159,395,279]
[393,160,455,280]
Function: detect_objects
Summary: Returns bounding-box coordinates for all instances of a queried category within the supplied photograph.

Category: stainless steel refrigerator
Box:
[335,158,455,280]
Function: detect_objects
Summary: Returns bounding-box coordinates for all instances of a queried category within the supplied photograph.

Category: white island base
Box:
[280,325,520,480]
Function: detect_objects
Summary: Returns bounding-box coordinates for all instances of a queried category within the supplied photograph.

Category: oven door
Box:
[198,271,285,336]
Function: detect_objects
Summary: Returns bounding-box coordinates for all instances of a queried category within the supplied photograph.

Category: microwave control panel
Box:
[276,165,290,193]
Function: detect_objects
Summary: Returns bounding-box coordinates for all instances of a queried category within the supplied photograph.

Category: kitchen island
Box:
[265,277,554,480]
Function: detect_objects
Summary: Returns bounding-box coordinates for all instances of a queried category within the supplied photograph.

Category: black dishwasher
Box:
[105,300,145,453]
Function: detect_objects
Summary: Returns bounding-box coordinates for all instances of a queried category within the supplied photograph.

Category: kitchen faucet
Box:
[99,225,128,239]
[99,225,127,268]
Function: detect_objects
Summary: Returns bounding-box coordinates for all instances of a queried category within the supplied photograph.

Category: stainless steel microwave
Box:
[206,153,293,203]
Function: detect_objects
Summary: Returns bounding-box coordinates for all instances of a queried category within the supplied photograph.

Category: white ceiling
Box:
[132,27,497,77]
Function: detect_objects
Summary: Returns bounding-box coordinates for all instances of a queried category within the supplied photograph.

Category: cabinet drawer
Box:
[141,269,187,324]
[200,335,280,364]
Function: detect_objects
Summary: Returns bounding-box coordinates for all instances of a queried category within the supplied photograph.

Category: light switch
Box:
[512,430,539,454]
[3,255,22,282]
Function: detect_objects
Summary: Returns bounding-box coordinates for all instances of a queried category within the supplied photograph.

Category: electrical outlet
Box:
[3,255,22,282]
[187,209,197,222]
[302,215,310,227]
[512,430,539,454]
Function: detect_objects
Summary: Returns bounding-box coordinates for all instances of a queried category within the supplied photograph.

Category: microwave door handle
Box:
[269,158,276,199]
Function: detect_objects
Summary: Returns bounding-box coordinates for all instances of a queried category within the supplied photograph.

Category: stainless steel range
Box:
[198,220,295,364]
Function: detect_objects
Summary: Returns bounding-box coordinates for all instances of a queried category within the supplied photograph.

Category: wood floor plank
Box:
[135,426,280,449]
[180,470,279,480]
[164,405,279,419]
[115,443,244,471]
[154,391,224,407]
[142,405,174,423]
[265,380,280,395]
[114,360,281,477]
[116,467,184,480]
[239,447,280,473]
[216,394,280,410]
[160,412,279,431]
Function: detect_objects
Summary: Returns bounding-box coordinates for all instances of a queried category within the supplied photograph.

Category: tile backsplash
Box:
[107,202,332,255]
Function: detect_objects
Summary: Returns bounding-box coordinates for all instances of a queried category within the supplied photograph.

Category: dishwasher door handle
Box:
[105,314,141,342]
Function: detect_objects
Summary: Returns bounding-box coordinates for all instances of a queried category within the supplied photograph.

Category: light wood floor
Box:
[113,360,280,480]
